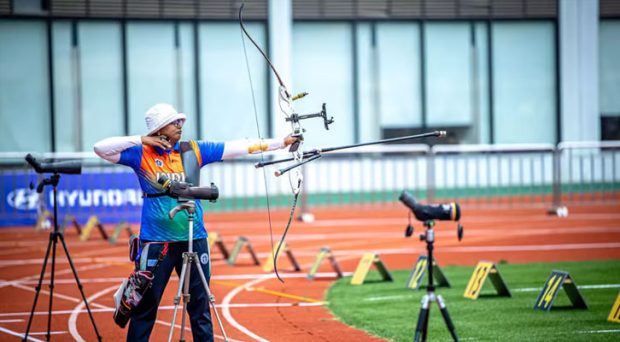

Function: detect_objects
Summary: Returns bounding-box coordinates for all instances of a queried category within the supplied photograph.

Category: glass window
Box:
[126,22,177,136]
[79,21,124,149]
[52,21,77,152]
[425,22,472,127]
[492,22,556,143]
[355,23,379,142]
[292,22,354,147]
[600,20,620,116]
[178,22,198,140]
[375,23,421,129]
[474,22,491,144]
[199,22,268,141]
[0,20,51,152]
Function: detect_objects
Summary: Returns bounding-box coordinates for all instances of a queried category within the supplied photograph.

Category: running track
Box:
[0,202,619,341]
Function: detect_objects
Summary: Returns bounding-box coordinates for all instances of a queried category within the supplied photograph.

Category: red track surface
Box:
[0,202,619,341]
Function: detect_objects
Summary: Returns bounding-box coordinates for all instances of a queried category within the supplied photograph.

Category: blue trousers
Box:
[127,239,213,342]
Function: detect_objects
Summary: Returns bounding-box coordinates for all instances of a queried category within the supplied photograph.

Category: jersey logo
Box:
[155,172,186,183]
[200,253,209,265]
[155,159,164,167]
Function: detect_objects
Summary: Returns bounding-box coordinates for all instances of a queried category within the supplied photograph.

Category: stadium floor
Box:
[0,201,619,341]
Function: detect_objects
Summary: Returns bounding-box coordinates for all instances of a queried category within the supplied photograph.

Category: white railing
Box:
[0,141,618,226]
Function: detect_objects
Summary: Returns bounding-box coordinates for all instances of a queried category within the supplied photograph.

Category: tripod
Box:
[167,200,229,342]
[23,173,101,341]
[413,220,458,342]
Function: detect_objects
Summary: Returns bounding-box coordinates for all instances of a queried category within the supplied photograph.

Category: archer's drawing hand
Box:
[142,136,172,149]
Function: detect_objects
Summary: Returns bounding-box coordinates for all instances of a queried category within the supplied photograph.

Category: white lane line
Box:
[9,281,109,310]
[210,212,620,229]
[3,240,619,271]
[441,242,620,252]
[1,277,127,287]
[64,285,240,342]
[68,285,117,342]
[29,331,67,336]
[0,309,114,317]
[0,257,128,268]
[220,254,360,342]
[364,283,620,301]
[161,302,325,309]
[0,302,325,319]
[1,272,350,287]
[576,329,620,334]
[199,226,620,244]
[221,275,272,342]
[512,284,620,292]
[0,263,111,289]
[364,295,410,302]
[0,326,45,342]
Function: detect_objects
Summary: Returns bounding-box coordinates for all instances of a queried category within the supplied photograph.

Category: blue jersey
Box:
[119,140,224,241]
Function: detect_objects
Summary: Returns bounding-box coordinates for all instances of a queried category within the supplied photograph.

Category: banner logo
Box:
[7,188,39,210]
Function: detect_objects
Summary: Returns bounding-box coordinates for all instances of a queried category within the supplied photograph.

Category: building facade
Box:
[0,0,618,153]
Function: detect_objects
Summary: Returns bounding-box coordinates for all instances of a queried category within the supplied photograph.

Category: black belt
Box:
[142,192,168,198]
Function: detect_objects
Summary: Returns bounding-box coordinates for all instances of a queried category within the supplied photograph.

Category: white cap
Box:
[144,103,187,136]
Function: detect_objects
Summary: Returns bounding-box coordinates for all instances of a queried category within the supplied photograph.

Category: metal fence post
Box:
[548,145,567,216]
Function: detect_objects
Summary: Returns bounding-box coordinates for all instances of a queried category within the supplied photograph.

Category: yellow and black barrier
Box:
[534,270,587,311]
[207,232,230,260]
[307,246,342,280]
[79,216,109,241]
[262,242,301,273]
[61,215,82,235]
[350,252,393,285]
[108,221,134,245]
[608,291,620,323]
[226,236,260,266]
[464,261,511,300]
[406,255,450,290]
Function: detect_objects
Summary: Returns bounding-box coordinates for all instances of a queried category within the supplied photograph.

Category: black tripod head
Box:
[25,154,82,193]
[25,153,82,175]
[157,175,219,203]
[399,191,464,242]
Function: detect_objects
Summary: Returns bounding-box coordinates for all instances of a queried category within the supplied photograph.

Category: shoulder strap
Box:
[180,140,201,186]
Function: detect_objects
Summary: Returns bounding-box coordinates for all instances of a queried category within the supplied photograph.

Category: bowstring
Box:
[239,25,277,275]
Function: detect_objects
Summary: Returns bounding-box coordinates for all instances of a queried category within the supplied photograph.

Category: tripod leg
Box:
[179,253,192,342]
[168,258,189,342]
[436,295,458,342]
[45,233,59,341]
[414,294,430,342]
[22,232,54,341]
[59,234,102,341]
[192,254,229,342]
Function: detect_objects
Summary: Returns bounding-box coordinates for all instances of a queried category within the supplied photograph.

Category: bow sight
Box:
[284,95,334,154]
[286,103,334,133]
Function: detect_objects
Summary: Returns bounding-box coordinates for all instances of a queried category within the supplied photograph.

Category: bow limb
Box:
[239,3,290,99]
[239,3,301,283]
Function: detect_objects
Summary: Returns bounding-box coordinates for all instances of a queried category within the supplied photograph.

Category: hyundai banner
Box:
[1,171,143,227]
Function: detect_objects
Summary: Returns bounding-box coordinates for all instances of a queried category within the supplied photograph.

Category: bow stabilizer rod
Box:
[256,130,446,172]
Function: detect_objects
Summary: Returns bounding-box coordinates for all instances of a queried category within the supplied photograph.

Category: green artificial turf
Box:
[327,260,620,341]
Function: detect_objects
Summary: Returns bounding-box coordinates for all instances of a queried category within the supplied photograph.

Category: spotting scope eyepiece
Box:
[157,175,219,202]
[399,190,461,222]
[25,153,82,174]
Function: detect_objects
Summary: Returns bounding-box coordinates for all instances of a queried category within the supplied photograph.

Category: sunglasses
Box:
[170,119,184,128]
